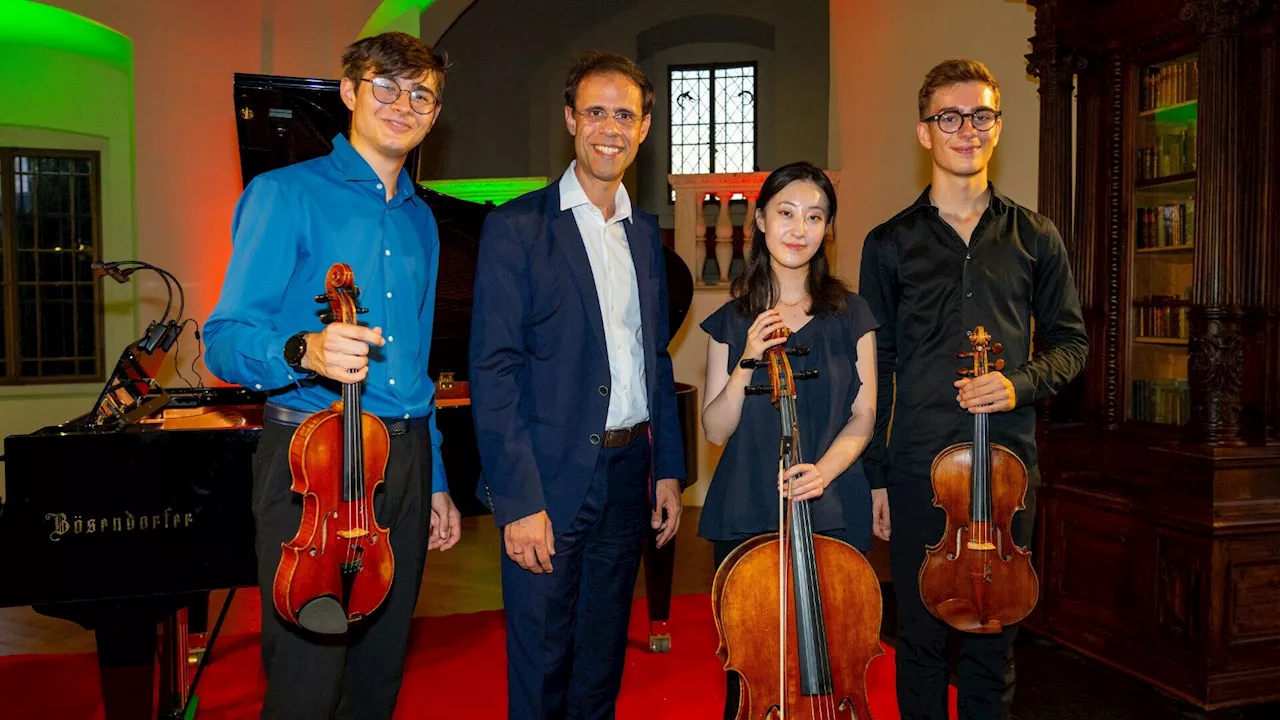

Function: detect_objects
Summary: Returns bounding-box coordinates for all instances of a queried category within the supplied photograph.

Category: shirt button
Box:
[386,291,393,299]
[385,249,391,256]
[389,378,396,385]
[387,335,394,342]
[376,183,383,190]
[404,413,411,419]
[254,384,262,390]
[599,385,609,396]
[966,292,973,298]
[966,253,971,260]
[590,433,601,445]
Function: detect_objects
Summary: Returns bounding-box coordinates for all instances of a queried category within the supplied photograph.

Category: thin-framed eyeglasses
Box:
[923,109,1002,134]
[574,107,642,128]
[361,77,440,115]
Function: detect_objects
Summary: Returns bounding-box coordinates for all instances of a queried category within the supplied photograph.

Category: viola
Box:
[918,325,1038,633]
[271,262,394,634]
[713,327,884,719]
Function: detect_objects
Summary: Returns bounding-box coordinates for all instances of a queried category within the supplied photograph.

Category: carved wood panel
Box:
[1154,533,1205,651]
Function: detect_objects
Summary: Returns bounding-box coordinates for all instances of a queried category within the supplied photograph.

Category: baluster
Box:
[742,193,759,263]
[698,192,716,285]
[715,193,734,284]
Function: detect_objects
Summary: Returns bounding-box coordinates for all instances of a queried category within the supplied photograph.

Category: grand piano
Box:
[0,72,696,719]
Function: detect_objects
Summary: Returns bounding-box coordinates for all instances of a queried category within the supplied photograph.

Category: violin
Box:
[918,325,1038,633]
[713,327,884,719]
[272,262,395,634]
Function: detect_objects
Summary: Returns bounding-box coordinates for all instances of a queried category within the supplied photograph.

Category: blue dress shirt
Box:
[205,134,447,494]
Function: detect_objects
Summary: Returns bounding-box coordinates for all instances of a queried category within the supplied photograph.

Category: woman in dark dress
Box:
[698,161,887,719]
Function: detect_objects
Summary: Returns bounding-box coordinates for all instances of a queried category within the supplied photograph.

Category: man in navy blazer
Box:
[470,50,686,719]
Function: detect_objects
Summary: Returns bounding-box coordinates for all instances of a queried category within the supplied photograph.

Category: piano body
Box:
[0,71,697,719]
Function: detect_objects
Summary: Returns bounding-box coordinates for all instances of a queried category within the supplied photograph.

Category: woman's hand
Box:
[780,463,828,501]
[741,309,788,363]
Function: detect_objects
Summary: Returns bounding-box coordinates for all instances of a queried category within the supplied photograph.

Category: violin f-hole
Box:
[947,526,965,560]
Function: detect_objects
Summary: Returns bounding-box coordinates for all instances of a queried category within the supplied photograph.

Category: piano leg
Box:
[95,620,159,720]
[641,528,676,653]
[157,609,191,719]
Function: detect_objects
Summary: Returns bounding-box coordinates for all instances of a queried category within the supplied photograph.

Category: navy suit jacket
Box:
[469,183,687,530]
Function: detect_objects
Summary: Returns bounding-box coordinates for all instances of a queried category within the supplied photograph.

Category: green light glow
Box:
[1145,100,1198,127]
[359,0,438,39]
[0,0,132,72]
[422,177,549,205]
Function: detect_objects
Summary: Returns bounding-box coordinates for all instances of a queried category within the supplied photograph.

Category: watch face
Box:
[286,335,305,364]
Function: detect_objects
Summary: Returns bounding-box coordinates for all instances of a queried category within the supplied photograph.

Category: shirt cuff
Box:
[430,454,448,495]
[865,461,888,490]
[1007,368,1038,409]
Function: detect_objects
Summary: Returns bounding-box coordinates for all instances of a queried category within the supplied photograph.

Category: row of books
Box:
[1137,124,1197,180]
[1133,302,1190,339]
[1141,59,1198,111]
[1135,203,1194,249]
[1132,379,1190,425]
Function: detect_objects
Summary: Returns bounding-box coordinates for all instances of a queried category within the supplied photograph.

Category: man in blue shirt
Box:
[205,32,459,720]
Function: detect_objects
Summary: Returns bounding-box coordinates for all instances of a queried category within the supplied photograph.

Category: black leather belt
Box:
[603,421,649,448]
[264,403,431,436]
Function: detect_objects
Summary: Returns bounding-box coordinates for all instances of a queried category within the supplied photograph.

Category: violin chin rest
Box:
[935,598,1004,635]
[298,596,348,635]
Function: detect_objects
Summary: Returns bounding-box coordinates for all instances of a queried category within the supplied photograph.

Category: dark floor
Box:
[878,583,1280,720]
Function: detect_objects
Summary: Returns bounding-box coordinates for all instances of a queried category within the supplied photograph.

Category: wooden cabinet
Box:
[1026,0,1280,710]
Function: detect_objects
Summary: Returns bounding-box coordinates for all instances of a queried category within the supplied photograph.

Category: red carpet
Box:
[1,594,957,718]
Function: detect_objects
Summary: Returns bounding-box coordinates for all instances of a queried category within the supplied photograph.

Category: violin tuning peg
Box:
[739,359,759,369]
[319,311,336,324]
[794,369,819,380]
[992,343,1003,354]
[957,368,974,377]
[314,293,329,304]
[957,351,972,359]
[994,359,1006,371]
[744,384,771,395]
[356,307,369,314]
[786,346,811,356]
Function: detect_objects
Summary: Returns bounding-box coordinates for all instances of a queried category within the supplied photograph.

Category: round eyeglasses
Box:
[362,77,440,115]
[923,109,1002,134]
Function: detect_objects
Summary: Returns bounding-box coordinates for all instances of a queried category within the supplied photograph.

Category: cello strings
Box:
[785,393,836,718]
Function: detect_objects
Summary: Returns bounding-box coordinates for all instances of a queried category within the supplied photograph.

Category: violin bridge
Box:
[337,528,369,540]
[966,540,997,551]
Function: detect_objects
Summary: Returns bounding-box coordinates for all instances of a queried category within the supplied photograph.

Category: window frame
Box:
[0,147,106,386]
[667,61,759,195]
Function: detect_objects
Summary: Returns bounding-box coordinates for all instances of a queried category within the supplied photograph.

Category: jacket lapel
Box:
[549,194,609,356]
[625,218,658,398]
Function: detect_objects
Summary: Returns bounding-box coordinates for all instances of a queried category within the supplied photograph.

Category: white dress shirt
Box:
[558,161,649,430]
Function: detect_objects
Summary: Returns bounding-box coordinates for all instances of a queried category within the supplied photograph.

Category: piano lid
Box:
[232,72,423,188]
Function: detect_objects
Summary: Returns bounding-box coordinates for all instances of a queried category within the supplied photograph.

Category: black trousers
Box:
[888,468,1039,720]
[252,420,432,720]
[502,435,651,720]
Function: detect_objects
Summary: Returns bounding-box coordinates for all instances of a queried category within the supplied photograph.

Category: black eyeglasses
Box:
[361,77,440,115]
[923,109,1002,134]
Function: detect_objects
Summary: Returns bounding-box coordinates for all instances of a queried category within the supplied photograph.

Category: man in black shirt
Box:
[859,59,1088,719]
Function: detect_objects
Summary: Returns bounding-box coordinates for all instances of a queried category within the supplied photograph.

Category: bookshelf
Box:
[1129,53,1197,426]
[1027,0,1280,712]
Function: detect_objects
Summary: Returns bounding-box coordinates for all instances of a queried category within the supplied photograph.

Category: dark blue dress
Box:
[697,292,881,551]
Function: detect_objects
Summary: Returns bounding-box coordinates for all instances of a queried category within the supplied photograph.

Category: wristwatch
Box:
[283,331,310,376]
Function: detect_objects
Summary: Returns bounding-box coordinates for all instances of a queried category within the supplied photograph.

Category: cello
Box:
[272,262,395,634]
[918,325,1038,633]
[713,327,884,719]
